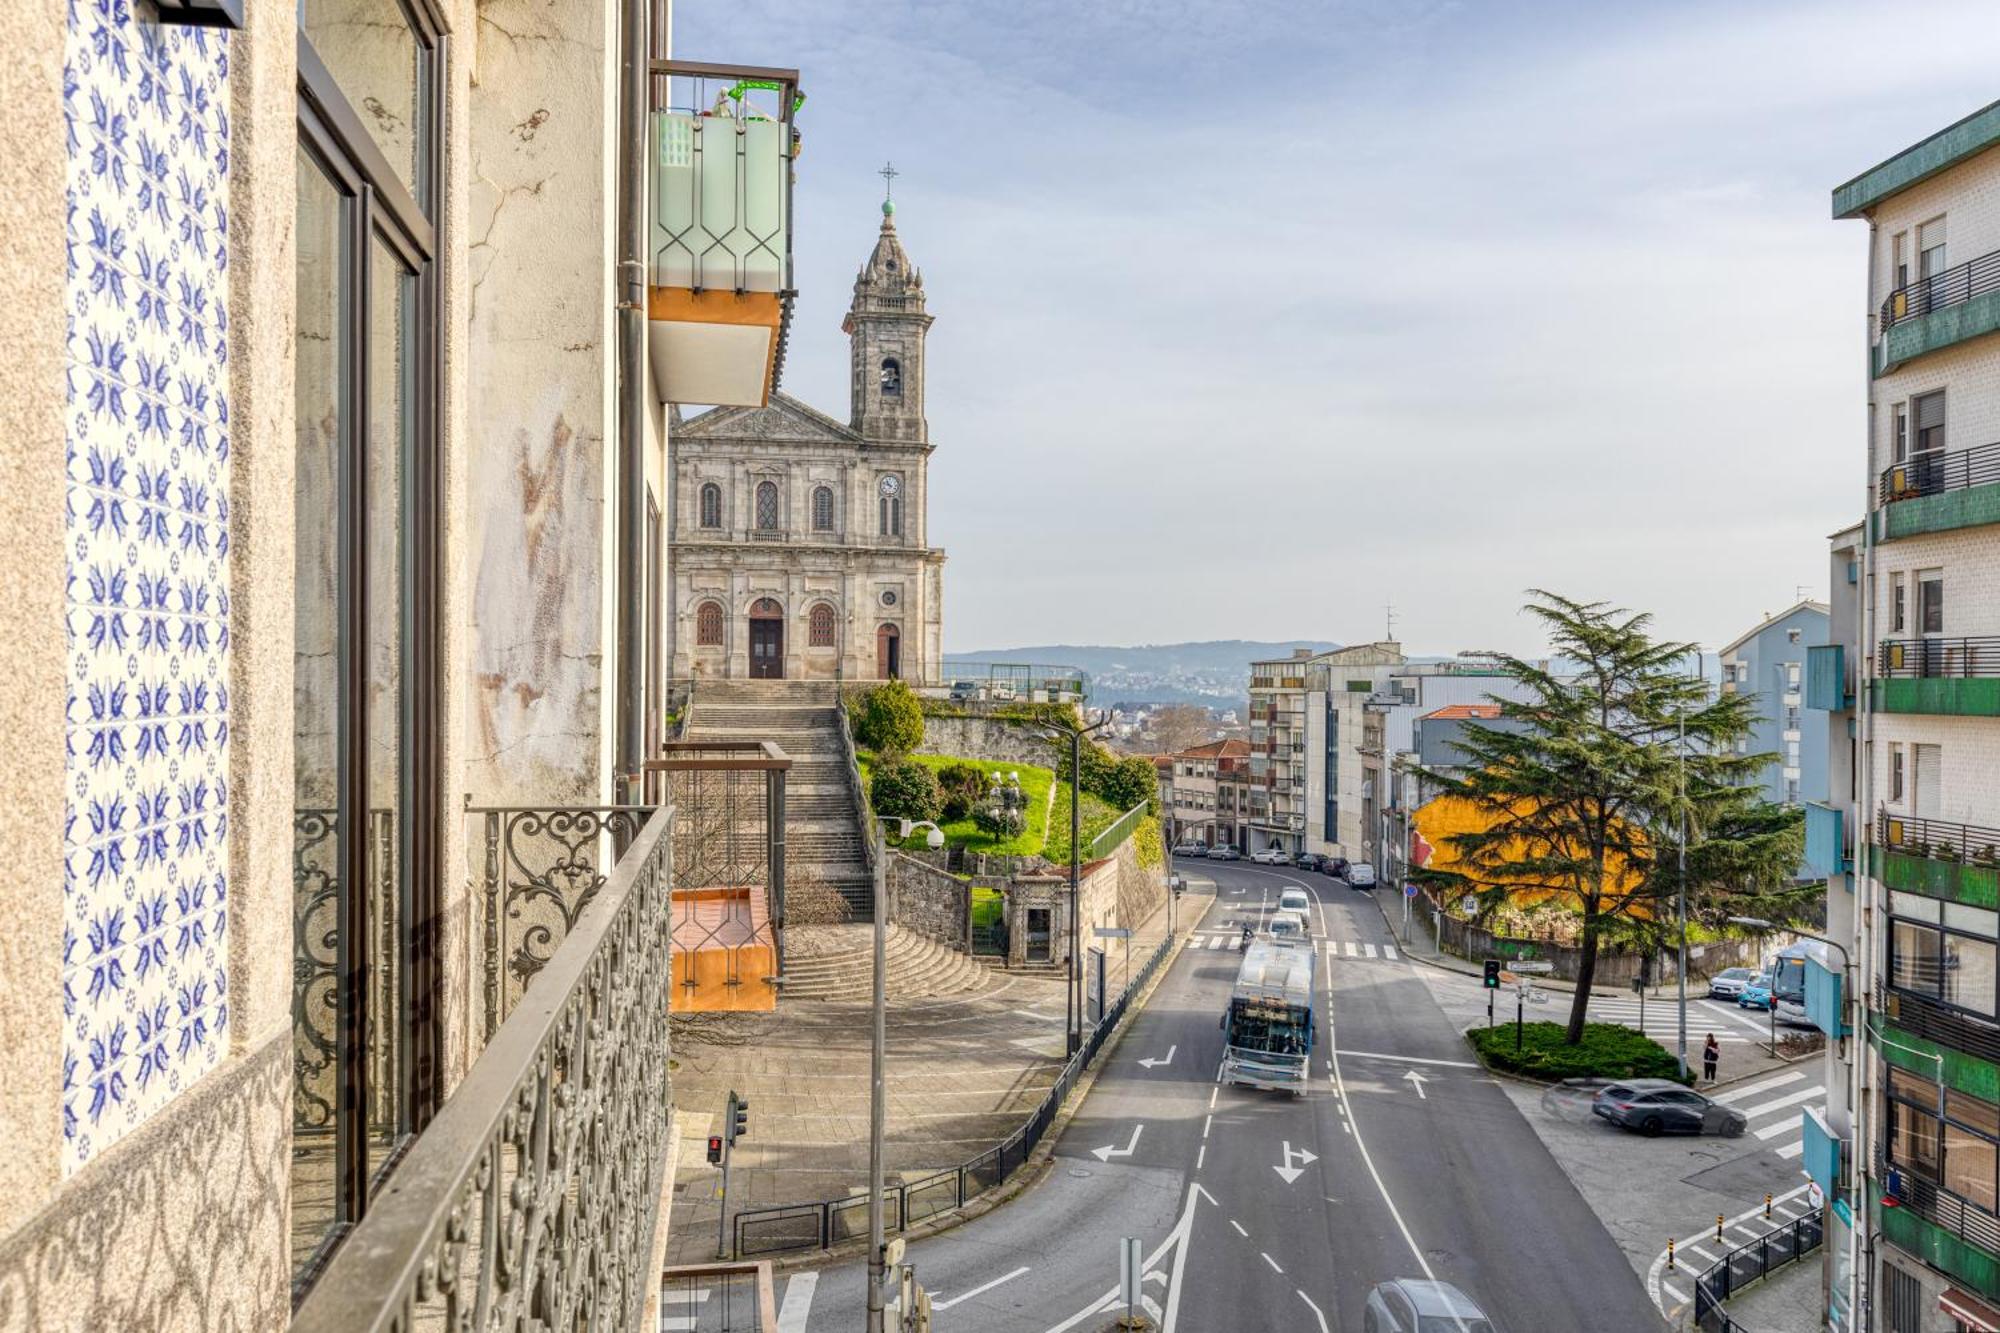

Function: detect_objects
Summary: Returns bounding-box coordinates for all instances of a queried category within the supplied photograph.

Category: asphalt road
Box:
[792,861,1664,1332]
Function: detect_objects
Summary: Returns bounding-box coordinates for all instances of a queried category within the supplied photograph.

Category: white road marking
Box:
[1262,1252,1284,1274]
[1299,1291,1330,1333]
[1196,1144,1206,1170]
[1739,1086,1824,1120]
[932,1266,1028,1312]
[1661,1280,1689,1304]
[1090,1124,1144,1161]
[1345,941,1360,958]
[1402,1069,1429,1100]
[1202,1115,1212,1139]
[1645,1183,1814,1312]
[1332,1048,1478,1068]
[1756,1111,1819,1141]
[1208,1086,1218,1111]
[1712,1070,1806,1104]
[1383,944,1398,960]
[1230,1219,1248,1237]
[775,1272,817,1332]
[1042,1183,1213,1333]
[1363,943,1378,959]
[1138,1044,1178,1069]
[1678,1243,1717,1263]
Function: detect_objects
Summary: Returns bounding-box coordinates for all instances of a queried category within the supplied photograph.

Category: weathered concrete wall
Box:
[886,852,969,951]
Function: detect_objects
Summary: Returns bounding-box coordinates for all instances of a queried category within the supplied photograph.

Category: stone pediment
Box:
[677,392,860,446]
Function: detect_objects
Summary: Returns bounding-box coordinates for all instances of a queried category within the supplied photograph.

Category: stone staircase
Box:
[780,924,993,1000]
[682,680,874,916]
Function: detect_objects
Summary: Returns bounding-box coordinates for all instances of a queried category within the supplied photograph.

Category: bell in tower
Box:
[845,164,934,445]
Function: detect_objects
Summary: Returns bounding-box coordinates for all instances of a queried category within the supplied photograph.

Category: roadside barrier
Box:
[1692,1212,1824,1333]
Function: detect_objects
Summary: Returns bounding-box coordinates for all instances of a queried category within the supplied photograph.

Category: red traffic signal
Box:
[706,1135,723,1165]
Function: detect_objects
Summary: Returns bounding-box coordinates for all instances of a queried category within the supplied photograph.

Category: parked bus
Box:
[1220,939,1316,1094]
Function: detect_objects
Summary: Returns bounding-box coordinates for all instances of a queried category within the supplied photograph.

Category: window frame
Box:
[755,479,780,531]
[807,602,837,648]
[811,484,835,532]
[699,481,722,529]
[293,0,449,1297]
[695,600,725,647]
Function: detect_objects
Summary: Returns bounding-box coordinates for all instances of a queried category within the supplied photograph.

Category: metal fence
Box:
[1877,807,2000,867]
[732,929,1176,1258]
[1880,245,2000,332]
[659,1261,778,1332]
[1878,440,2000,503]
[293,808,679,1332]
[470,741,789,1038]
[1086,800,1151,861]
[1876,635,2000,679]
[1692,1211,1824,1333]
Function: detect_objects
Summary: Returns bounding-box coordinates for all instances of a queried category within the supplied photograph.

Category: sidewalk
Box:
[665,882,1188,1264]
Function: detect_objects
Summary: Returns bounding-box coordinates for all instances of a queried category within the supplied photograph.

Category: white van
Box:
[1277,887,1311,917]
[1268,908,1311,941]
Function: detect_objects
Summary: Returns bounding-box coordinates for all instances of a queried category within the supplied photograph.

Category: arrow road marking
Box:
[1138,1044,1178,1069]
[1273,1140,1319,1184]
[1042,1182,1214,1333]
[1090,1124,1144,1162]
[931,1265,1029,1312]
[1403,1069,1429,1099]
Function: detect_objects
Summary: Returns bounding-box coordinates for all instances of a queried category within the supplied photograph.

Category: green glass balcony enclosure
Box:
[1805,644,1851,711]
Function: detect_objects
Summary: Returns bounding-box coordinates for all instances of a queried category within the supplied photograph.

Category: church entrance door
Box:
[877,624,901,680]
[749,599,785,679]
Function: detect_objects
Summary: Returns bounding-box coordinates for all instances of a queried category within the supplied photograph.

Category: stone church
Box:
[669,201,945,681]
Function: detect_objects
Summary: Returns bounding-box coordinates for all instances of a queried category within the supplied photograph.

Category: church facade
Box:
[668,203,945,682]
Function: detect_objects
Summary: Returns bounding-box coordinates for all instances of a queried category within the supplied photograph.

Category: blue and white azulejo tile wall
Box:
[62,0,233,1174]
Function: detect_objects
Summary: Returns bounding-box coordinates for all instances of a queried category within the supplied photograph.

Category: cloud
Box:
[672,0,1998,656]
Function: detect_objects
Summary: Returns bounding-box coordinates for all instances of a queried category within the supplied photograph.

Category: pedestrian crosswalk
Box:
[1710,1069,1826,1160]
[1187,932,1400,961]
[1580,991,1778,1048]
[661,1274,817,1331]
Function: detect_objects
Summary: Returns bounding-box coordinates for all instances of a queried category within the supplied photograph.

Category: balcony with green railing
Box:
[1874,246,2000,375]
[1875,808,2000,909]
[1874,637,2000,715]
[1877,440,2000,541]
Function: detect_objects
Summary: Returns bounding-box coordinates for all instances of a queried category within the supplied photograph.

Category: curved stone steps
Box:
[779,925,993,1000]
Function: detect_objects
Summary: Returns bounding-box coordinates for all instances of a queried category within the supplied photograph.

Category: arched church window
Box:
[695,601,724,646]
[812,485,835,532]
[880,358,901,397]
[699,482,721,529]
[808,603,836,648]
[755,480,779,531]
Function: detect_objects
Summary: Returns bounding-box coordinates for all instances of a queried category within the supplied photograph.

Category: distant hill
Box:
[946,640,1341,707]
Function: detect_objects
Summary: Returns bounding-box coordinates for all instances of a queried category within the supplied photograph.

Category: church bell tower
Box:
[845,171,933,446]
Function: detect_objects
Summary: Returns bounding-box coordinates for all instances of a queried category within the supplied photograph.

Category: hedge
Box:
[1465,1021,1689,1084]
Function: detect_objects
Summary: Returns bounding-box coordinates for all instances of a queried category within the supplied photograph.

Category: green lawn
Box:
[859,752,1058,857]
[971,886,1004,930]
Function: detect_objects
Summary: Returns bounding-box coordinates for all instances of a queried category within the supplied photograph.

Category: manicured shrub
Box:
[1466,1021,1689,1084]
[870,758,942,824]
[851,681,925,756]
[937,761,987,823]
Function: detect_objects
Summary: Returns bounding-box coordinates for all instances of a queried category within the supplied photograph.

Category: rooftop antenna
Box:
[1385,604,1397,643]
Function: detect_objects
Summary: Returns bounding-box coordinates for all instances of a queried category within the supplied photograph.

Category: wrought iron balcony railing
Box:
[1879,440,2000,504]
[1881,248,2000,333]
[1878,808,2000,868]
[1877,636,2000,678]
[293,807,679,1332]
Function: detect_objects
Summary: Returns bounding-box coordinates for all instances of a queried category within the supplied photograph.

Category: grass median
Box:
[1466,1020,1689,1084]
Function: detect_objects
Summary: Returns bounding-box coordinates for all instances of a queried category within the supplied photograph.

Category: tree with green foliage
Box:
[1100,755,1161,814]
[870,758,942,824]
[1413,591,1803,1046]
[851,680,924,756]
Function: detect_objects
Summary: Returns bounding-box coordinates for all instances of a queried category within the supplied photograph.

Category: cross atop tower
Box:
[878,160,899,206]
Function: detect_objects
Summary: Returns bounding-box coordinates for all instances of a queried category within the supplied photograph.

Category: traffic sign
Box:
[1509,960,1554,974]
[1403,882,1418,898]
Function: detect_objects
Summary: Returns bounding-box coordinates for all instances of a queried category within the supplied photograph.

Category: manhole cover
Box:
[1069,1168,1092,1178]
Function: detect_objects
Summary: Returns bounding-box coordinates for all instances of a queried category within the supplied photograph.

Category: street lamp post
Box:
[1046,711,1113,1056]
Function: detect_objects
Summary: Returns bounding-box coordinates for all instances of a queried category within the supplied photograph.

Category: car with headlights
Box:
[1363,1279,1495,1333]
[1707,967,1755,1000]
[1737,975,1775,1010]
[1591,1079,1747,1138]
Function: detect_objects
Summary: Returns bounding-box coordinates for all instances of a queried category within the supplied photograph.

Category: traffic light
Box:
[706,1135,723,1165]
[1483,959,1501,989]
[726,1091,750,1144]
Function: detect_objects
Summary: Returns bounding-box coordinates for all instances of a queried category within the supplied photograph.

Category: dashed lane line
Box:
[931,1266,1029,1312]
[1262,1253,1284,1274]
[1230,1219,1248,1237]
[1298,1291,1331,1333]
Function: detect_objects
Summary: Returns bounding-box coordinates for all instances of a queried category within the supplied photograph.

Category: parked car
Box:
[1363,1279,1495,1333]
[1706,967,1755,1000]
[1278,887,1312,916]
[1205,845,1241,861]
[1345,863,1378,889]
[947,679,981,702]
[1592,1079,1747,1138]
[1171,842,1208,858]
[1737,975,1775,1010]
[1319,856,1350,879]
[1250,848,1290,866]
[1293,851,1323,871]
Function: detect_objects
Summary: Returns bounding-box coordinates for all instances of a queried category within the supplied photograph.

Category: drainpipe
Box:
[614,0,649,806]
[1852,218,1880,1333]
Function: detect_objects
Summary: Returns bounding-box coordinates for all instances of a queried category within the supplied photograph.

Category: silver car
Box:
[1706,966,1754,1000]
[1364,1279,1495,1333]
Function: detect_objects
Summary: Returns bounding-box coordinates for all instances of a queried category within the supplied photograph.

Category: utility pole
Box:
[1052,711,1113,1054]
[867,849,888,1332]
[1676,646,1698,1082]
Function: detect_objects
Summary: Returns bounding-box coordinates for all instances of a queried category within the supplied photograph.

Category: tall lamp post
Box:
[1037,710,1113,1056]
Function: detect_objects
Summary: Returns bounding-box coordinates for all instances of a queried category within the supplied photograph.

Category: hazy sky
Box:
[675,0,1999,659]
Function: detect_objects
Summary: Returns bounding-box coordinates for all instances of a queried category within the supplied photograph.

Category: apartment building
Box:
[1248,644,1535,876]
[0,2,798,1323]
[1720,600,1832,809]
[1827,99,2000,1333]
[1159,739,1250,849]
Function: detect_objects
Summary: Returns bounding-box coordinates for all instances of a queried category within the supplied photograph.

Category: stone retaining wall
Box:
[886,852,970,951]
[1430,898,1763,984]
[917,715,1057,770]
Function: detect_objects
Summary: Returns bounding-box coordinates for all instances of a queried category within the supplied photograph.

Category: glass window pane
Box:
[1946,1122,1998,1213]
[301,0,427,208]
[1893,920,1944,995]
[1946,934,1997,1017]
[292,147,347,1277]
[365,237,414,1171]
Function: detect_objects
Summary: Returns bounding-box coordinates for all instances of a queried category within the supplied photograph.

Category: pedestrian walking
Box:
[1702,1032,1720,1082]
